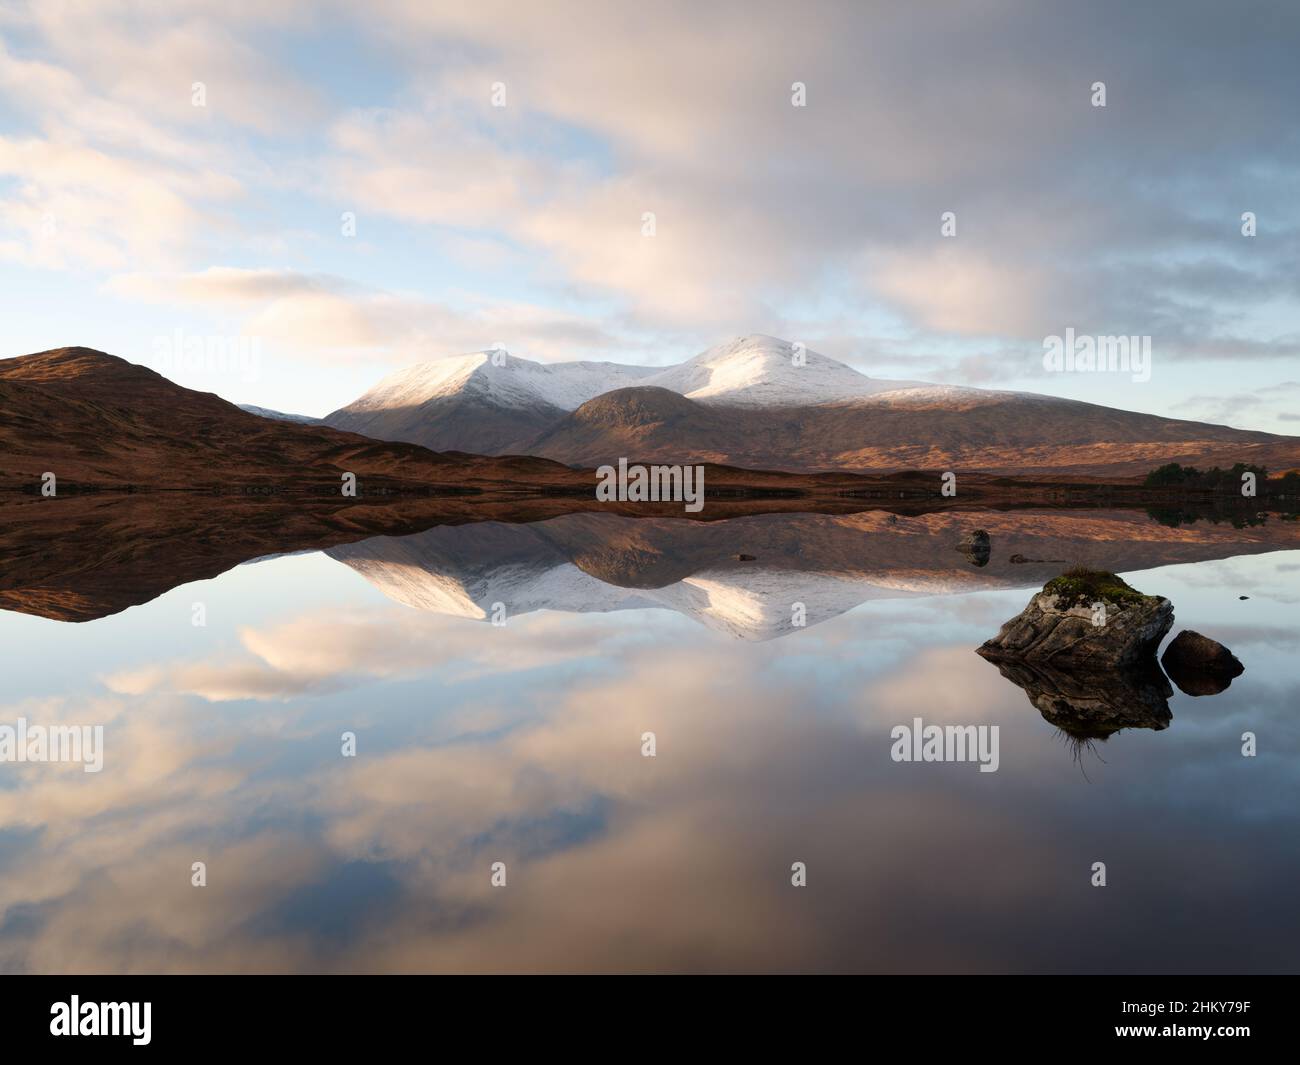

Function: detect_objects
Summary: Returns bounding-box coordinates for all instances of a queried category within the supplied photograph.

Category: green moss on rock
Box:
[1043,566,1151,609]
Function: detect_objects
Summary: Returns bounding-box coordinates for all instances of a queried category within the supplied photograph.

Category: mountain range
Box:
[321,334,1300,477]
[0,346,963,507]
[5,340,1299,499]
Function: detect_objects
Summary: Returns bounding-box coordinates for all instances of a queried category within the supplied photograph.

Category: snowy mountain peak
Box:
[335,351,489,415]
[238,404,323,425]
[328,334,987,427]
[639,334,908,407]
[336,349,659,415]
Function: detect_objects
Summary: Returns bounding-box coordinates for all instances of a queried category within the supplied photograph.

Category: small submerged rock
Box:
[978,567,1173,670]
[1161,630,1245,696]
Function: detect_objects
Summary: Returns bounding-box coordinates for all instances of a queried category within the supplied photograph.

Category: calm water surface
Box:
[1,510,1297,973]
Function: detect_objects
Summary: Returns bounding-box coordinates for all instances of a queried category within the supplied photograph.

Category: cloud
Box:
[7,2,322,136]
[1169,383,1300,430]
[107,268,630,363]
[4,0,1300,406]
[0,135,241,271]
[328,0,1300,348]
[0,3,321,271]
[871,248,1048,337]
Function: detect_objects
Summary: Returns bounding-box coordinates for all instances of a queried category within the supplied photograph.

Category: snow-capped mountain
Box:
[238,404,323,425]
[337,350,661,416]
[324,349,667,454]
[329,335,956,419]
[323,333,1290,476]
[636,334,932,407]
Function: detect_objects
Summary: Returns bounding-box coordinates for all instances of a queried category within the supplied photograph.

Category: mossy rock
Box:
[980,566,1172,668]
[1042,566,1150,609]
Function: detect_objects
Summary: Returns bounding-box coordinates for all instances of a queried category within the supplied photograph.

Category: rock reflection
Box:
[978,655,1173,743]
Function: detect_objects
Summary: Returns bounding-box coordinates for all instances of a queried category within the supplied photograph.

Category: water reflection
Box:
[978,656,1174,739]
[1,507,1298,973]
[7,501,1300,631]
[324,509,1300,640]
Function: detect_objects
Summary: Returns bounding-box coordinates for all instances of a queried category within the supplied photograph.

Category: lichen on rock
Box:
[1042,565,1148,609]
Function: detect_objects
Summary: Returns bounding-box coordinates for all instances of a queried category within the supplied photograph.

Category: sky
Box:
[1,0,1298,426]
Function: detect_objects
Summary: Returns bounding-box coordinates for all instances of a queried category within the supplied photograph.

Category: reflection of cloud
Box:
[0,694,241,830]
[864,645,1020,728]
[102,608,640,701]
[3,586,1300,973]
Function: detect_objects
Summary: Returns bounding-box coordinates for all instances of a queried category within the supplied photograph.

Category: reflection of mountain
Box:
[327,510,1300,641]
[6,495,1300,627]
[328,515,895,640]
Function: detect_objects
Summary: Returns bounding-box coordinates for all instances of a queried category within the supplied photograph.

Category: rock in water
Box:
[956,529,991,568]
[1160,630,1245,696]
[977,567,1173,669]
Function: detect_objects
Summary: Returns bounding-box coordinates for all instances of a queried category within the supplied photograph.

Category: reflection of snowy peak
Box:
[645,570,919,640]
[328,523,659,621]
[326,516,927,640]
[323,512,1035,641]
[325,509,1298,641]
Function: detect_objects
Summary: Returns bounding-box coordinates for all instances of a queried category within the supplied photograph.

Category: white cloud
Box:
[106,267,631,363]
[3,0,1300,404]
